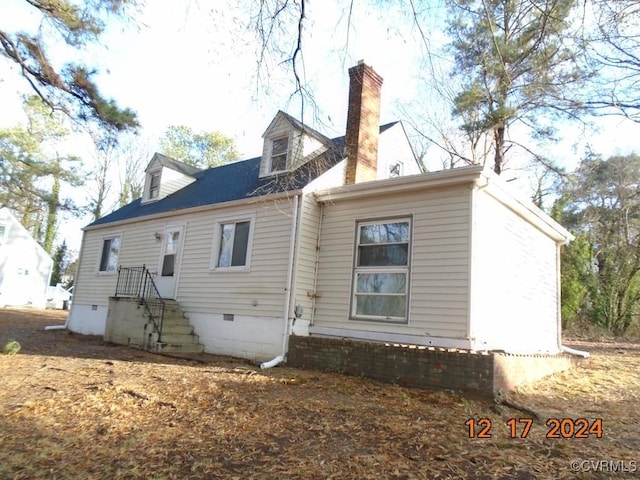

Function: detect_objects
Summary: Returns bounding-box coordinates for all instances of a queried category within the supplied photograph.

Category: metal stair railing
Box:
[115,265,165,343]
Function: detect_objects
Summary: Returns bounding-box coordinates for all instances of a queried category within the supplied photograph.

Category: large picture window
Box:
[98,235,122,273]
[352,219,411,322]
[211,214,255,271]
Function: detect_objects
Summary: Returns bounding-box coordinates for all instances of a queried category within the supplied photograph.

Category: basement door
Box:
[156,225,184,299]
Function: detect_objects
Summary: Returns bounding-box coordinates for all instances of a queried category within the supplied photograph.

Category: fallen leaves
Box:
[0,308,638,479]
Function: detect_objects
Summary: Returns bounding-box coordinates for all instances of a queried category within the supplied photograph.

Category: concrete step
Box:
[143,298,204,354]
[159,332,201,345]
[162,314,191,326]
[155,342,205,354]
[161,323,194,335]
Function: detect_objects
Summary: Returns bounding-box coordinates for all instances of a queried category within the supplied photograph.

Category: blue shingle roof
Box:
[89,156,263,227]
[87,122,399,228]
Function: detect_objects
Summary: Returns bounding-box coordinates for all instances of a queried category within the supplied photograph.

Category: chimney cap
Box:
[357,59,365,65]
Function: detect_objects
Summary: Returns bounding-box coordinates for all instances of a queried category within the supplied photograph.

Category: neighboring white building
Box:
[0,208,53,308]
[67,62,572,362]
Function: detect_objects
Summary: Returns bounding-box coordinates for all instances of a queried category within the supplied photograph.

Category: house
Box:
[0,208,53,308]
[67,62,576,392]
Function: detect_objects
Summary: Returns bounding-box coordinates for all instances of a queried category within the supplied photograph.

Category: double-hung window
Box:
[269,137,288,173]
[149,172,161,199]
[211,214,255,270]
[98,235,122,273]
[352,218,411,322]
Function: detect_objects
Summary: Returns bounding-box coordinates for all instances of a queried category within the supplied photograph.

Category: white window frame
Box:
[210,212,256,272]
[143,169,162,202]
[350,217,411,323]
[97,233,123,274]
[0,223,7,244]
[268,136,289,174]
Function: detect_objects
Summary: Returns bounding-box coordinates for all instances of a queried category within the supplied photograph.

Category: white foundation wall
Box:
[187,312,284,361]
[66,304,108,335]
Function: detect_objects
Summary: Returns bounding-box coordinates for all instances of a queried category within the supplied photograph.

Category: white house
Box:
[67,62,573,367]
[0,208,53,308]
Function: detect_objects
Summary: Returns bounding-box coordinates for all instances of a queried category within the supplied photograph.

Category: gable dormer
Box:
[141,153,201,203]
[259,111,331,178]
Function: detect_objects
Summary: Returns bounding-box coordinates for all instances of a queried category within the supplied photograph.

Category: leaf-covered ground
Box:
[0,308,638,479]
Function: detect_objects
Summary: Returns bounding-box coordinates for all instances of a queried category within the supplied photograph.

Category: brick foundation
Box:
[287,336,581,396]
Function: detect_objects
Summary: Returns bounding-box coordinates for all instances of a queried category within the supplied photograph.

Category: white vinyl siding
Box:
[72,199,295,316]
[313,186,471,338]
[470,188,560,353]
[291,195,322,329]
[179,200,293,316]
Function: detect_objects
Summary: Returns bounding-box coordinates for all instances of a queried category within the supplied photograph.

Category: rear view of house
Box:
[67,61,576,393]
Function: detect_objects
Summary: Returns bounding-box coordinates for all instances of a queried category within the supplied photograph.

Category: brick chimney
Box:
[345,60,383,185]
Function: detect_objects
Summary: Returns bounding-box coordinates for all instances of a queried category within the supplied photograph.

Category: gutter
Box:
[313,165,485,203]
[261,194,300,369]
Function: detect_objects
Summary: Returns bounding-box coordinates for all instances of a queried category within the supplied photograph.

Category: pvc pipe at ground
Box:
[260,355,284,369]
[561,345,590,358]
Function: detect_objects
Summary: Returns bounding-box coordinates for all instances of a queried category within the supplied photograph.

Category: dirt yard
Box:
[0,308,638,479]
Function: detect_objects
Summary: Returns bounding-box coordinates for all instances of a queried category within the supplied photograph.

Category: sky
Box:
[2,0,640,254]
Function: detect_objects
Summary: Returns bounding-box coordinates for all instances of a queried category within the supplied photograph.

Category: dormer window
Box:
[269,137,289,173]
[149,172,161,199]
[389,162,403,178]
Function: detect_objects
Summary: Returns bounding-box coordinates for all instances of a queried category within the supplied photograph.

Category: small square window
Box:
[99,236,122,272]
[269,137,288,173]
[389,162,403,178]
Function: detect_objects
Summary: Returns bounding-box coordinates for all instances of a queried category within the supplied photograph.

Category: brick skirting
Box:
[287,335,582,396]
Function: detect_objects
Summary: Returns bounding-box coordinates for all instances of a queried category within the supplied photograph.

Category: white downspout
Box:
[261,194,300,369]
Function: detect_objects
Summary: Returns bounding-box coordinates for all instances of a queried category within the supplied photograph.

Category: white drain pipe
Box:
[561,345,590,358]
[261,194,300,370]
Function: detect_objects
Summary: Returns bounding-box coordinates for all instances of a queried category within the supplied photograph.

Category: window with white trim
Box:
[149,172,161,199]
[269,137,289,173]
[351,218,410,322]
[0,223,6,243]
[211,215,255,270]
[98,235,122,273]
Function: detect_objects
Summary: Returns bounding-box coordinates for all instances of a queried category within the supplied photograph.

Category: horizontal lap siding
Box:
[471,189,559,353]
[177,199,294,316]
[74,199,294,318]
[292,195,321,325]
[74,221,167,306]
[314,185,471,338]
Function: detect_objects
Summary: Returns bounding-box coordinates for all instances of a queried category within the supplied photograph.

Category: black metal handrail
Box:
[116,265,165,343]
